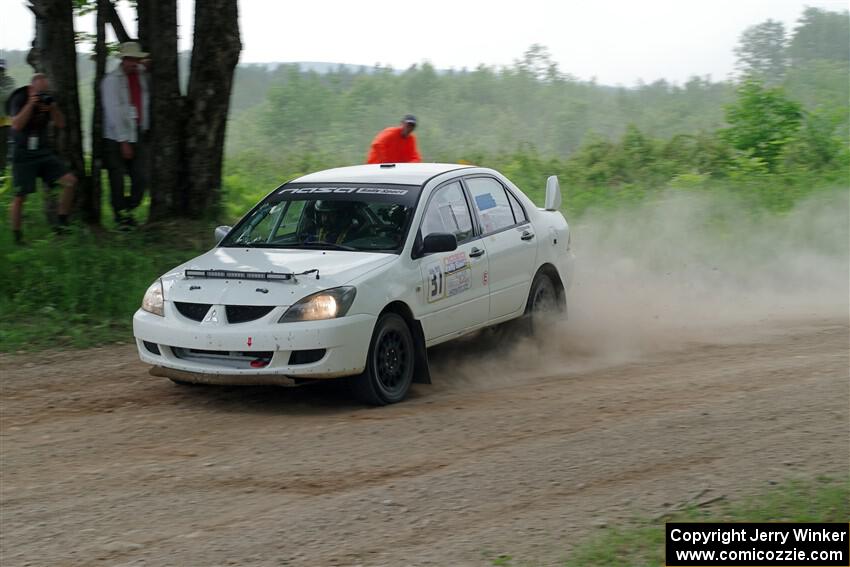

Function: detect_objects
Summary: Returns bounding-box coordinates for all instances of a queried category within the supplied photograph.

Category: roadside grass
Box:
[0,182,212,351]
[0,225,205,351]
[481,476,850,567]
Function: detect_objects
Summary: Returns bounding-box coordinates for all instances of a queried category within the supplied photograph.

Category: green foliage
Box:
[226,59,736,163]
[783,59,850,127]
[223,11,847,170]
[788,7,850,64]
[781,108,846,171]
[722,80,803,172]
[0,187,204,351]
[734,19,788,84]
[737,8,850,157]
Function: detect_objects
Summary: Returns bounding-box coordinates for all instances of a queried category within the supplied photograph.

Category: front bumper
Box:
[133,305,376,382]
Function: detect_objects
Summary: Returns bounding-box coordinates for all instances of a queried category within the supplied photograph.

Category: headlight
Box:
[141,279,164,316]
[279,287,356,323]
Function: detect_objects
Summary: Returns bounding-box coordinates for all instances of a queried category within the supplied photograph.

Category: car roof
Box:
[290,163,474,186]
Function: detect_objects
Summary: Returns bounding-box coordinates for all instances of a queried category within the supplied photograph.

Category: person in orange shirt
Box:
[366,114,422,164]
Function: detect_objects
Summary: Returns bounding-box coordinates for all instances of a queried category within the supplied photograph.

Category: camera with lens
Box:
[37,93,54,105]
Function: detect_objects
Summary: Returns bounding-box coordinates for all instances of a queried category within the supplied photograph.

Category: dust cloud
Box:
[430,188,849,386]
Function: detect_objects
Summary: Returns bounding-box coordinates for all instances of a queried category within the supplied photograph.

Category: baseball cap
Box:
[402,114,417,125]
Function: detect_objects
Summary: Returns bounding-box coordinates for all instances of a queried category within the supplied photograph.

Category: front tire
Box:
[525,271,565,335]
[349,312,415,405]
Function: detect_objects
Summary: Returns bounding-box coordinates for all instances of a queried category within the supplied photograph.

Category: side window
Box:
[421,182,474,243]
[466,177,515,234]
[506,189,528,223]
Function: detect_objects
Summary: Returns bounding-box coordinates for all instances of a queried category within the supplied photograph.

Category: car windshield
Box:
[221,184,419,252]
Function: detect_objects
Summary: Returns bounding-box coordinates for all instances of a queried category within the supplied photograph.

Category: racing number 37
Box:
[428,264,444,301]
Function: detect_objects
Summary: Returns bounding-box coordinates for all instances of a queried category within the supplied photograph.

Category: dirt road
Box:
[1,315,847,566]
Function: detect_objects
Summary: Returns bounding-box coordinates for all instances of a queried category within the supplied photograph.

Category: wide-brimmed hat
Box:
[118,41,149,59]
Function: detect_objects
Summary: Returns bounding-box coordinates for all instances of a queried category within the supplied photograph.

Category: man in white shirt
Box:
[101,41,150,227]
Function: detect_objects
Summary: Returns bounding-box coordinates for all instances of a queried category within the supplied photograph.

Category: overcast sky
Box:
[1,0,846,85]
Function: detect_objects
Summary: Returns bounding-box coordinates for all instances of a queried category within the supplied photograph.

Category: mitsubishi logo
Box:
[203,307,219,324]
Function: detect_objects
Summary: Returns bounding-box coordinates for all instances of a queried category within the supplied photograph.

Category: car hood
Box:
[162,247,395,306]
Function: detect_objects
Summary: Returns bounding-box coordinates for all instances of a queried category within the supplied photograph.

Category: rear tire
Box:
[349,313,415,405]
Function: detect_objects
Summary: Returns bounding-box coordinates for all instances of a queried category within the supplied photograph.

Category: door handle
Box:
[469,247,485,258]
[521,231,535,241]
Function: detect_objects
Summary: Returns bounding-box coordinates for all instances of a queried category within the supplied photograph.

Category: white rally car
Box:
[134,163,573,404]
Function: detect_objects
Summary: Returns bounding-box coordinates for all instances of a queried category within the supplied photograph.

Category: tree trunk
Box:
[184,0,241,218]
[25,2,46,73]
[138,0,184,221]
[39,0,88,216]
[85,0,107,226]
[103,0,131,44]
[27,2,55,222]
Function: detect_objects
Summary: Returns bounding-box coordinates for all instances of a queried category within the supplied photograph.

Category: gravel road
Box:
[1,315,847,566]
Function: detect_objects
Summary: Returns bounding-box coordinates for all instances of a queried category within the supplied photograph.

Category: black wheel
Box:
[349,312,415,405]
[525,271,565,335]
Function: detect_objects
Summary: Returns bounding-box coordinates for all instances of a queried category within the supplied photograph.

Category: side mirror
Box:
[422,232,457,254]
[214,225,231,244]
[544,175,562,211]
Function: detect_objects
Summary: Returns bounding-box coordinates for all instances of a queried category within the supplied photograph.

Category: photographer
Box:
[9,73,76,245]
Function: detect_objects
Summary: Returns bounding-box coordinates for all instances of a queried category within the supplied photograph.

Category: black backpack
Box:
[5,85,29,117]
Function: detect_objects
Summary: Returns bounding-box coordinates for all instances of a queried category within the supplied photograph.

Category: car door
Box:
[417,180,490,342]
[464,176,537,321]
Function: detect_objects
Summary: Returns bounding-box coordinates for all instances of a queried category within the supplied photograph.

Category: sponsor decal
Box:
[482,271,489,286]
[278,187,358,195]
[446,269,471,298]
[474,192,498,211]
[356,187,410,195]
[425,252,472,303]
[278,187,409,196]
[444,251,469,274]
